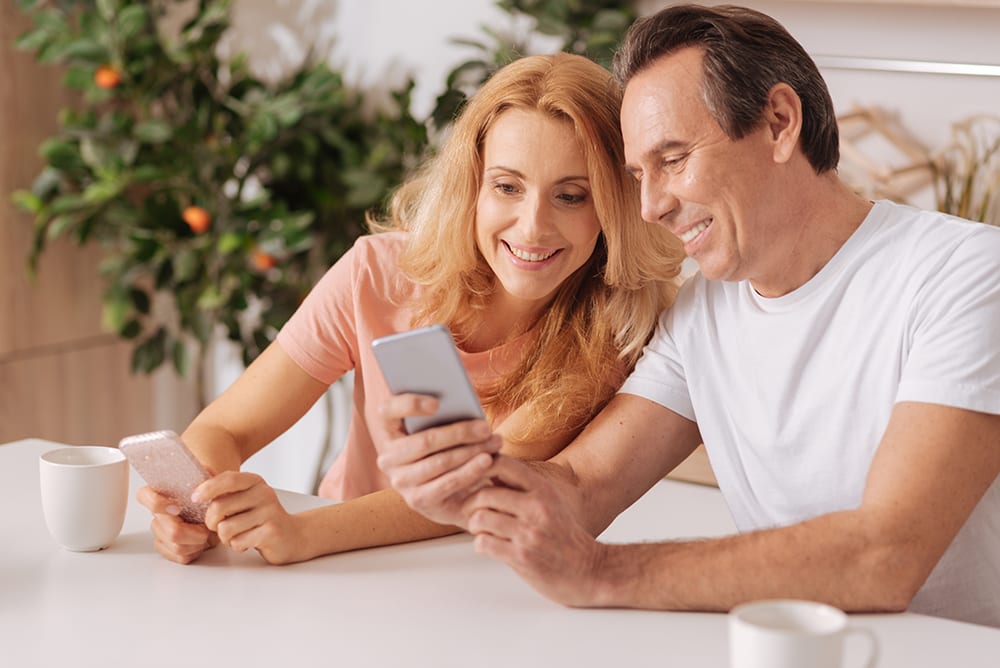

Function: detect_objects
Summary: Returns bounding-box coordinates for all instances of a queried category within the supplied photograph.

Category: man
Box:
[377,4,1000,627]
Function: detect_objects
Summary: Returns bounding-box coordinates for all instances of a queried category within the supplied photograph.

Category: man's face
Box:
[622,47,786,289]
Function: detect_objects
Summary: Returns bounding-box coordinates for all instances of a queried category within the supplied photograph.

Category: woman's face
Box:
[475,108,602,321]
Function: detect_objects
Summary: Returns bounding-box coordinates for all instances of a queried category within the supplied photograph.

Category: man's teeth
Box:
[509,246,557,262]
[679,220,710,244]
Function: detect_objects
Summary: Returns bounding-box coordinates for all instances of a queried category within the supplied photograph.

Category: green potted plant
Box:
[12,0,427,406]
[11,0,636,410]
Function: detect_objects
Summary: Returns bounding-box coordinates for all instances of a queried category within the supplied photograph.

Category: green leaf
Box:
[40,138,82,171]
[46,213,82,241]
[131,328,167,375]
[172,340,189,376]
[96,0,118,22]
[218,232,246,255]
[79,137,112,171]
[173,249,200,282]
[60,38,107,63]
[120,319,142,339]
[82,179,123,203]
[129,288,151,315]
[15,28,54,52]
[134,119,172,144]
[64,65,94,90]
[49,193,88,214]
[102,293,129,333]
[11,190,43,214]
[117,5,147,39]
[197,285,224,310]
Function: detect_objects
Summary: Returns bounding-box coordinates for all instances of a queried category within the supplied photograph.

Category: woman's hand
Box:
[376,393,502,528]
[136,485,219,565]
[193,471,310,565]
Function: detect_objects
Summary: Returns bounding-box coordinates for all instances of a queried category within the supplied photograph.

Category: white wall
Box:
[227,0,506,119]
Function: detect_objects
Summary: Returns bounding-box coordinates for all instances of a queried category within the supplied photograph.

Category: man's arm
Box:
[468,398,1000,612]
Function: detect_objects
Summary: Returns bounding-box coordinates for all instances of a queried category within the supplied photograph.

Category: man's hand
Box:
[464,455,609,607]
[377,393,502,527]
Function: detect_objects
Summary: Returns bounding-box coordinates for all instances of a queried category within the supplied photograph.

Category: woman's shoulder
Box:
[349,230,409,260]
[346,231,419,304]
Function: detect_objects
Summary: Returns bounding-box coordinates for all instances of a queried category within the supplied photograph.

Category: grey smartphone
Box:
[372,324,486,434]
[118,429,210,524]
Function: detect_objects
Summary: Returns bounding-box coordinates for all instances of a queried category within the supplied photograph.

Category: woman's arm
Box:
[181,342,331,473]
[203,399,581,564]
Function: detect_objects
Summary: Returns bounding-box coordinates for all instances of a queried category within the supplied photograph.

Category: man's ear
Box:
[763,83,802,164]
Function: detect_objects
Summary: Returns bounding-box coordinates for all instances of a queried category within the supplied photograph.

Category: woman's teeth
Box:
[679,220,710,244]
[509,245,557,262]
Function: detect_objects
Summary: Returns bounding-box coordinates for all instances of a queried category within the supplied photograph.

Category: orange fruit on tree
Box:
[251,249,277,271]
[94,65,122,89]
[182,206,211,234]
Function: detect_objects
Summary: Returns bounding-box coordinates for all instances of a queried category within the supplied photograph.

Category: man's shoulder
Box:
[875,200,1000,243]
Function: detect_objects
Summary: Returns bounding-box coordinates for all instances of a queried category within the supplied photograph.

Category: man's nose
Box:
[640,174,678,226]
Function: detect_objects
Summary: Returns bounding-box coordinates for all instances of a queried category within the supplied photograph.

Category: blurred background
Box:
[3,0,998,492]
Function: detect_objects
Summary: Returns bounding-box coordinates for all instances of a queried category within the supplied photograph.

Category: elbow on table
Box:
[852,542,935,613]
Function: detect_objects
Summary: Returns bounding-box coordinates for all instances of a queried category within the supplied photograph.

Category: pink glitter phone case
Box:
[119,430,210,524]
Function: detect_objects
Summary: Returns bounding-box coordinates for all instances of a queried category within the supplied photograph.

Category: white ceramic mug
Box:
[39,446,129,552]
[729,599,879,668]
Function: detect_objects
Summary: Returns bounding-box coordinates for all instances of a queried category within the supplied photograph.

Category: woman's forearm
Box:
[293,488,461,561]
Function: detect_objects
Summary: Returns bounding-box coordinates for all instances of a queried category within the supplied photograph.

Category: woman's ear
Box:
[763,83,802,164]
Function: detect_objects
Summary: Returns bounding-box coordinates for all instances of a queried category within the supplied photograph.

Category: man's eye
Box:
[662,155,685,169]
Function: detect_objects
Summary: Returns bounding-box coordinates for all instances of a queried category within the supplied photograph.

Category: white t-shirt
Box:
[620,200,1000,626]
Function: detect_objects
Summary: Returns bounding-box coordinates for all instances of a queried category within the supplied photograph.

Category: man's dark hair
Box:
[613,4,839,173]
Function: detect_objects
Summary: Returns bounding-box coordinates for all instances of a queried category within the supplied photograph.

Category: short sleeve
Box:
[618,304,696,421]
[276,240,364,385]
[897,226,1000,415]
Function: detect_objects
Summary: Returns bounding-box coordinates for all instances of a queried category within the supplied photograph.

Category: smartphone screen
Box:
[118,430,210,523]
[372,324,486,434]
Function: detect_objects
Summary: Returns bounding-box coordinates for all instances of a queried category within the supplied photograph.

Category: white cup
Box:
[729,599,879,668]
[39,446,129,552]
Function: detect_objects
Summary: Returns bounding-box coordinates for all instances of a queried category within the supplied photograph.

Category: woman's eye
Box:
[556,192,587,205]
[493,182,519,195]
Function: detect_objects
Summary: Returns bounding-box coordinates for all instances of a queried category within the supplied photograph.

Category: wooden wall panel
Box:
[0,339,161,445]
[1,4,197,445]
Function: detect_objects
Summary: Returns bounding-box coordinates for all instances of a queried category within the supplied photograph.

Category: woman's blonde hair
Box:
[370,53,684,445]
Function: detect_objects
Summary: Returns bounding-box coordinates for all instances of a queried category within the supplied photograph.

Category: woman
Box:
[137,52,684,565]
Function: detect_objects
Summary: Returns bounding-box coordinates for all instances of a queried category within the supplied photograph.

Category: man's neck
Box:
[749,176,873,298]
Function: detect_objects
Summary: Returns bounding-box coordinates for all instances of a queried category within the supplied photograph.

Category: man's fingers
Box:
[464,484,525,520]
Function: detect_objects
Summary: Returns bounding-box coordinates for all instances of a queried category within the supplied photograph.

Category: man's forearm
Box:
[587,508,929,613]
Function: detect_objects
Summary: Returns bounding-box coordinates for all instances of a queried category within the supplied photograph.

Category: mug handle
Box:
[846,626,880,668]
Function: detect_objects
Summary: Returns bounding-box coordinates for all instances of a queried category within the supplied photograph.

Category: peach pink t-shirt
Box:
[276,232,532,501]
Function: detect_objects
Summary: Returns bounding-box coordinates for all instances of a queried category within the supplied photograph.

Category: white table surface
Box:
[3,438,998,667]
